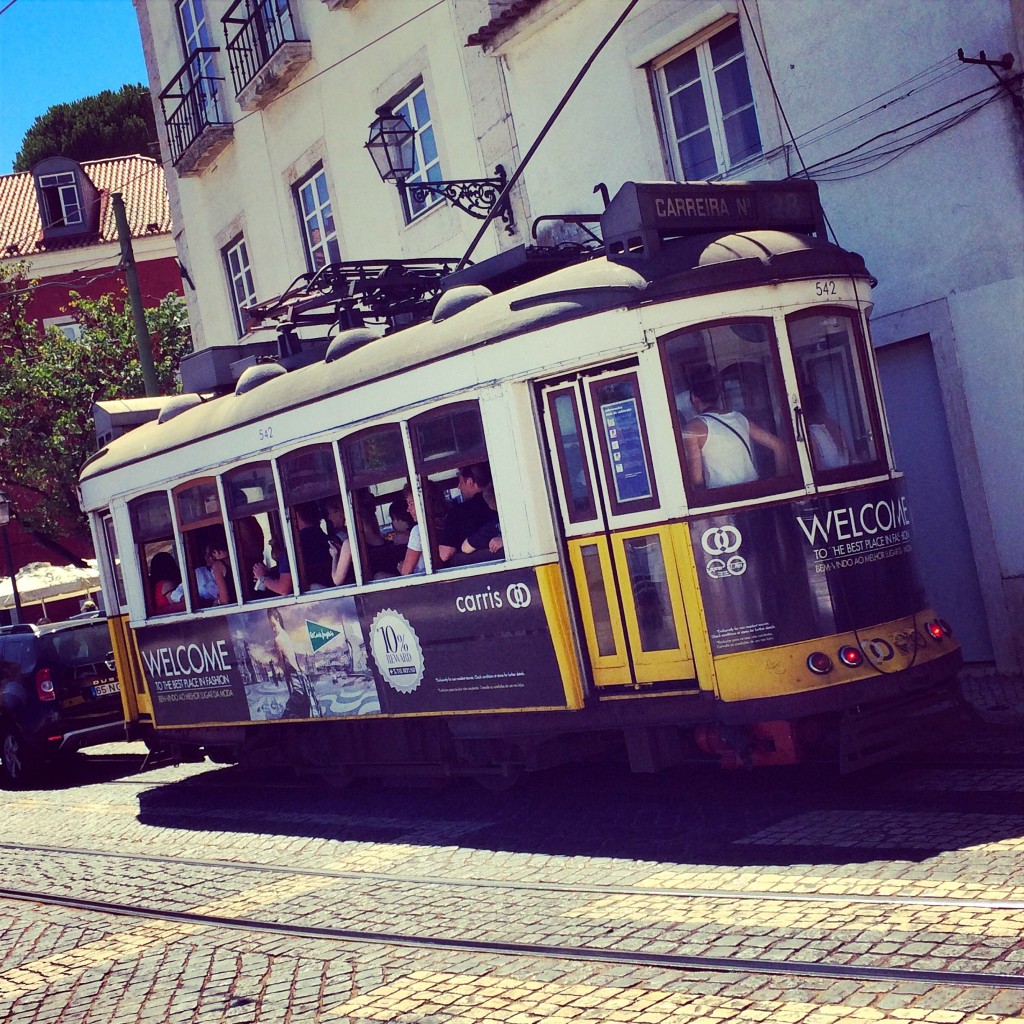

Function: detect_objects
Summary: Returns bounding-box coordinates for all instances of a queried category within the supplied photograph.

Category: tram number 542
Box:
[815,279,837,296]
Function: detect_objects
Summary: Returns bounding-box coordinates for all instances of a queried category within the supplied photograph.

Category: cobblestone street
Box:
[0,683,1021,1023]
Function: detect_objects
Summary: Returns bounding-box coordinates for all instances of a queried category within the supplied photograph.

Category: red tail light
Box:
[807,651,833,675]
[35,667,56,701]
[838,645,864,667]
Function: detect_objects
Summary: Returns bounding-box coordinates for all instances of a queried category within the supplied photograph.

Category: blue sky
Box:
[0,0,150,173]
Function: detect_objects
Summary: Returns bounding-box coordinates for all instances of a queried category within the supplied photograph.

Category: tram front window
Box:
[663,321,796,502]
[788,311,882,476]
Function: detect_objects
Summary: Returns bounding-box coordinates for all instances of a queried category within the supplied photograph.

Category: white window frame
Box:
[38,172,83,228]
[295,166,341,271]
[652,19,762,181]
[43,315,83,341]
[177,0,221,121]
[393,82,443,222]
[224,236,257,336]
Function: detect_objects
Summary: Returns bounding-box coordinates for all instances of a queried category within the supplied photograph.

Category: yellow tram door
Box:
[541,370,696,690]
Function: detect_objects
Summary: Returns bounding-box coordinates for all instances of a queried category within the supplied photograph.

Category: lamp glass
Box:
[0,492,8,526]
[366,112,416,183]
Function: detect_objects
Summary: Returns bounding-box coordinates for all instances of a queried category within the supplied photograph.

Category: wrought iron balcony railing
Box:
[159,48,232,170]
[223,0,310,104]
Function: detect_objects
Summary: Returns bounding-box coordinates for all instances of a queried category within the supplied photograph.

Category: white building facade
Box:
[134,0,1023,676]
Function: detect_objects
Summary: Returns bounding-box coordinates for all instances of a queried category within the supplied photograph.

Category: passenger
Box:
[204,540,234,605]
[293,501,332,589]
[234,515,266,599]
[149,551,185,613]
[387,499,411,566]
[331,489,394,583]
[398,486,426,576]
[459,483,502,562]
[682,376,788,489]
[804,391,852,469]
[437,462,494,563]
[324,496,353,587]
[253,533,294,596]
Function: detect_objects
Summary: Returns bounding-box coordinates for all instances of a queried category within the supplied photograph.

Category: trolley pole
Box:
[111,192,160,398]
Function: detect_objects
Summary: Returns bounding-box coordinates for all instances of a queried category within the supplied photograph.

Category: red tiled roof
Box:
[465,0,548,47]
[0,155,171,259]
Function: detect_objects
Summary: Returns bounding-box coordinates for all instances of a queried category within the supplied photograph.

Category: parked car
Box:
[0,620,126,787]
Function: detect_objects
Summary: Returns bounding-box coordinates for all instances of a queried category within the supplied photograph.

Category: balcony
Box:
[159,49,233,176]
[223,0,312,112]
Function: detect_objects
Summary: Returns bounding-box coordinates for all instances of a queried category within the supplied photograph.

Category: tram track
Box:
[0,880,1020,993]
[2,839,1022,911]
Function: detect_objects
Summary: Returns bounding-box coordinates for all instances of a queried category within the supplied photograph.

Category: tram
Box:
[78,179,962,782]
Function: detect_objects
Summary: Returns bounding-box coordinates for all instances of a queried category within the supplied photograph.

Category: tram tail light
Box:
[926,620,952,641]
[806,652,833,675]
[838,645,864,668]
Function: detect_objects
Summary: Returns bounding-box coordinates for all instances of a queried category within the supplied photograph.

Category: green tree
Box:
[0,264,191,558]
[12,84,157,173]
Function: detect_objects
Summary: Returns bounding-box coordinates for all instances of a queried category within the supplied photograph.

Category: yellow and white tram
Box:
[78,180,962,781]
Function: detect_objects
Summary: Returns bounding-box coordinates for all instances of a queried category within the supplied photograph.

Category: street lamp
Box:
[365,108,515,234]
[0,492,23,625]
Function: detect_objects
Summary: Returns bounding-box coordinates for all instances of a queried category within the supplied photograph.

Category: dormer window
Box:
[38,171,84,228]
[32,156,99,245]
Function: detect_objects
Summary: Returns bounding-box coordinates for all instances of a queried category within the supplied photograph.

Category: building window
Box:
[394,82,443,221]
[43,316,83,342]
[177,0,221,122]
[654,21,762,181]
[295,166,341,271]
[38,171,83,228]
[223,236,257,335]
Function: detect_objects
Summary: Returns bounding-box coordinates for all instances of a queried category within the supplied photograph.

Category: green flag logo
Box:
[307,620,341,652]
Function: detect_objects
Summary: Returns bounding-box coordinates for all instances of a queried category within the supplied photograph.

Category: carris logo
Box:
[506,582,532,609]
[701,525,742,556]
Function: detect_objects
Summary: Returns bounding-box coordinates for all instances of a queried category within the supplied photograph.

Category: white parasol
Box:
[0,560,101,611]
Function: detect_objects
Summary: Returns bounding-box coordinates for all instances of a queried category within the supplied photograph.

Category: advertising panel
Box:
[136,567,568,726]
[690,479,925,655]
[358,567,568,714]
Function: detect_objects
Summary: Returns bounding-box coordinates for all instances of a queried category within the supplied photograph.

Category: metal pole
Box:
[1,525,22,625]
[111,192,160,398]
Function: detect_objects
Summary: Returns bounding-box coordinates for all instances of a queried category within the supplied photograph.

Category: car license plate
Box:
[93,681,121,697]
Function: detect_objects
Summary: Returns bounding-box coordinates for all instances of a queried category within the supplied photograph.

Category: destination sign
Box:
[601,180,824,253]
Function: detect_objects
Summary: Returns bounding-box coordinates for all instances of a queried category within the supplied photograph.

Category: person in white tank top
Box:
[682,377,789,491]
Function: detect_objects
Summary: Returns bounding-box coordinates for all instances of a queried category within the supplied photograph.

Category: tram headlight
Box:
[838,645,864,668]
[806,651,833,675]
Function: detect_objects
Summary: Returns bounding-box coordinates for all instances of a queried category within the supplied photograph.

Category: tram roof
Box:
[80,228,869,495]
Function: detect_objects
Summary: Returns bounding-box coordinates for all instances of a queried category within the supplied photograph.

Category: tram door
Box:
[541,368,696,689]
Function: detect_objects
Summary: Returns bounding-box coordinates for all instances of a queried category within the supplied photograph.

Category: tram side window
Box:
[224,462,286,602]
[788,311,883,476]
[663,321,797,501]
[278,444,343,592]
[173,478,235,608]
[339,424,410,582]
[410,402,502,567]
[129,493,184,617]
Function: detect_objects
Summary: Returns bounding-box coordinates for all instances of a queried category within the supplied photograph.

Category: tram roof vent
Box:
[431,284,492,323]
[235,361,287,396]
[324,327,381,364]
[601,180,826,264]
[156,393,203,424]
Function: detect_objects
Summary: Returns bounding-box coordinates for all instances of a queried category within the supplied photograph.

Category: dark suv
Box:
[0,620,126,787]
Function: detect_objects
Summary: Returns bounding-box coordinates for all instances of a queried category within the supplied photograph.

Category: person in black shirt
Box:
[438,462,493,564]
